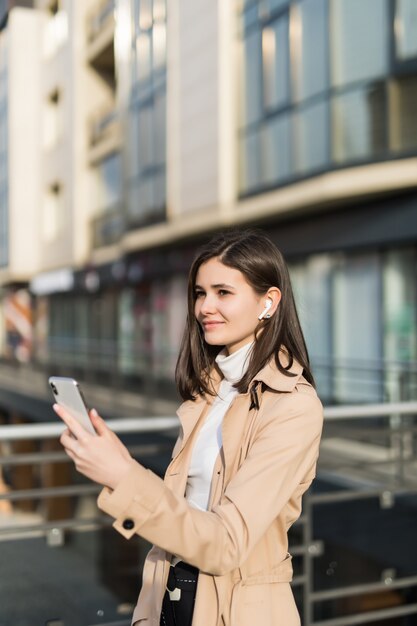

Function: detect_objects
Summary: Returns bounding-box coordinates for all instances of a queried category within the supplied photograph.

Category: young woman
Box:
[56,229,323,626]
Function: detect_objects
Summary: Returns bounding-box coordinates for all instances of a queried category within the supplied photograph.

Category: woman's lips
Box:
[203,322,224,330]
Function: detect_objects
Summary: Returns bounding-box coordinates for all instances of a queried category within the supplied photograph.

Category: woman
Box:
[55,229,323,626]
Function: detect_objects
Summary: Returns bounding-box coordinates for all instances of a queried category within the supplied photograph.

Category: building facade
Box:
[0,0,416,407]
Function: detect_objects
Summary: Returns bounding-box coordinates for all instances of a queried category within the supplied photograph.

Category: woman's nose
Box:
[199,295,217,314]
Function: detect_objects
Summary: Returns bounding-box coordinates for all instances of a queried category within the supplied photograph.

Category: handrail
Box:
[0,416,179,441]
[0,401,416,441]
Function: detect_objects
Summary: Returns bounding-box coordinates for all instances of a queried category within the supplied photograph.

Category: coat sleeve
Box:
[97,390,323,575]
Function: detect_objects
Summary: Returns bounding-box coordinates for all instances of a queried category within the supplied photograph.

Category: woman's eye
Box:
[218,290,229,296]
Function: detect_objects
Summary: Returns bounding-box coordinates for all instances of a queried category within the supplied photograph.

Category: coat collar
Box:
[175,348,304,421]
[207,347,304,398]
[251,348,304,392]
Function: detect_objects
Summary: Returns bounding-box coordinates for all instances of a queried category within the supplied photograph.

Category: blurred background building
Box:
[0,0,416,624]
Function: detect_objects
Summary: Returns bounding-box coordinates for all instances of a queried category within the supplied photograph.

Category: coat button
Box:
[122,518,134,530]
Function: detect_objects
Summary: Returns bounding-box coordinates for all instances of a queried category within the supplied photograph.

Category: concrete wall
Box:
[7,7,43,279]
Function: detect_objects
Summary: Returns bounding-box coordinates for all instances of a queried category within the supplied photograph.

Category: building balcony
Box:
[86,0,115,78]
[91,203,125,249]
[88,103,121,163]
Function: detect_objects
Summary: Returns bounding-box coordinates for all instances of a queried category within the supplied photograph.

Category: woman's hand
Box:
[54,404,135,490]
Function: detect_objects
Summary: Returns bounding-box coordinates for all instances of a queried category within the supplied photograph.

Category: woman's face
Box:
[194,257,268,355]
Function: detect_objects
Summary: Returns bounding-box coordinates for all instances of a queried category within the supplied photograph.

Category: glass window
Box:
[290,255,333,402]
[137,0,153,31]
[383,249,417,401]
[395,0,417,60]
[243,29,263,125]
[262,0,288,13]
[154,91,166,165]
[294,0,328,101]
[92,153,122,211]
[135,32,151,83]
[153,171,166,211]
[331,0,388,87]
[152,22,166,71]
[332,254,383,403]
[262,15,290,110]
[239,128,261,192]
[138,104,155,171]
[295,99,329,173]
[260,113,292,185]
[390,76,417,152]
[332,84,386,163]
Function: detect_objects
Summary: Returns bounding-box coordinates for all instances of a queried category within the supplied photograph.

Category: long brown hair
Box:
[175,228,315,401]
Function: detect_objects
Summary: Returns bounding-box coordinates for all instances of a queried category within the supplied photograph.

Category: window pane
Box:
[152,21,166,71]
[395,0,417,60]
[138,0,152,31]
[295,0,328,101]
[154,91,166,165]
[243,29,262,125]
[290,256,333,402]
[138,105,154,170]
[332,84,386,163]
[390,76,417,152]
[331,0,388,87]
[94,153,122,210]
[332,254,383,403]
[295,99,329,173]
[260,113,292,184]
[135,32,151,82]
[239,129,261,192]
[383,249,417,401]
[262,16,290,110]
[263,0,288,13]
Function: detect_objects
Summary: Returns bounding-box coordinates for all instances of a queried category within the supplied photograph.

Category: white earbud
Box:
[258,299,273,320]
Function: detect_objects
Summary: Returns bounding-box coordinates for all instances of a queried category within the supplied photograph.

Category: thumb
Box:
[89,409,107,435]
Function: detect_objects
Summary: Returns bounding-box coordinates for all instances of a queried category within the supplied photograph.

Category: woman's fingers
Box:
[60,427,80,455]
[89,409,108,436]
[53,404,90,441]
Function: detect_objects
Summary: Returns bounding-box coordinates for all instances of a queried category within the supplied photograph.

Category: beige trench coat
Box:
[97,351,324,626]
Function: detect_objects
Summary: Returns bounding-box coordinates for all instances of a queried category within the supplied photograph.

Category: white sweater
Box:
[171,339,254,566]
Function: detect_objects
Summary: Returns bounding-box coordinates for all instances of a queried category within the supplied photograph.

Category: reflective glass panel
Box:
[332,84,386,163]
[135,32,151,83]
[262,15,290,110]
[390,76,417,152]
[239,128,261,192]
[243,29,262,125]
[331,0,388,87]
[290,255,333,402]
[295,99,329,172]
[312,492,417,595]
[395,0,417,59]
[260,113,292,185]
[332,253,383,403]
[295,0,328,101]
[262,0,288,13]
[383,248,417,401]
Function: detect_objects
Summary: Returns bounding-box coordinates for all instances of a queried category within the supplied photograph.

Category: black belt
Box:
[166,561,199,601]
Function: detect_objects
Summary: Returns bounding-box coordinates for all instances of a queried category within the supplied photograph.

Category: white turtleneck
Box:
[184,339,254,512]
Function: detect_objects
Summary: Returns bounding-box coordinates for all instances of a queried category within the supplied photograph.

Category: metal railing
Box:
[0,402,417,625]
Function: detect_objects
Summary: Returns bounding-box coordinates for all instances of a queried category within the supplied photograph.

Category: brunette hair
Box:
[175,228,315,400]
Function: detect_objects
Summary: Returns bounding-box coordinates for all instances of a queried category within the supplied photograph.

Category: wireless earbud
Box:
[258,299,273,320]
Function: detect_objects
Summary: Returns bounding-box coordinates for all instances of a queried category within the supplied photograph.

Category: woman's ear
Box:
[266,288,281,315]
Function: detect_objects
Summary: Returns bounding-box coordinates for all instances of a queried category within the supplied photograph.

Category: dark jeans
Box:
[159,561,199,626]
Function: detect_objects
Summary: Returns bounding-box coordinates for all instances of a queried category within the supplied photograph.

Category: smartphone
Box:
[49,376,96,436]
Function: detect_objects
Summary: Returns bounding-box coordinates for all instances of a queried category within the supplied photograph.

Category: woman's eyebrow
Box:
[194,283,236,290]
